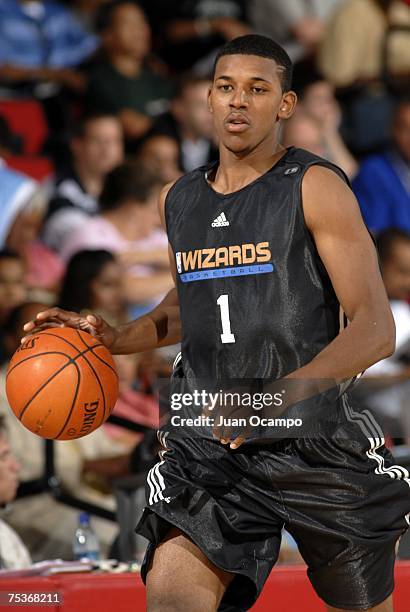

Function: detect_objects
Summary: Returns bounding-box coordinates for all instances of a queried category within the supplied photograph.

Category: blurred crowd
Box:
[0,0,409,568]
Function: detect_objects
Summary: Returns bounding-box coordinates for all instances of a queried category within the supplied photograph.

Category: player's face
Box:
[208,54,296,155]
[0,433,20,505]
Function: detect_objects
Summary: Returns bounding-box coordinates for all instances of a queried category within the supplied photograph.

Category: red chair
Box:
[0,99,49,155]
[5,155,54,181]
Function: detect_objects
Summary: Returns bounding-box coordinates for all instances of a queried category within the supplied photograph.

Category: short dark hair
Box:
[71,112,121,140]
[59,250,116,313]
[376,228,410,263]
[99,162,161,211]
[96,0,143,33]
[213,34,293,92]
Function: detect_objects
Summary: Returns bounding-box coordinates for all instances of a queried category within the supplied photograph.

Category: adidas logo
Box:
[211,212,230,227]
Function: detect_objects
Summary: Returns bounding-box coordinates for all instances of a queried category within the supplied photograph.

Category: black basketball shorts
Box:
[135,404,410,611]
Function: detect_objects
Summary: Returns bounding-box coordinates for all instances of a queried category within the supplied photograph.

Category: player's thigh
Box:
[326,593,393,612]
[146,527,234,612]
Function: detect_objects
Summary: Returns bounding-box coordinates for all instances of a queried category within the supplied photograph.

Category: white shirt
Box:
[0,518,31,570]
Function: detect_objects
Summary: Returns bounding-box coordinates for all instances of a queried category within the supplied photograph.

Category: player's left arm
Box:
[290,165,395,382]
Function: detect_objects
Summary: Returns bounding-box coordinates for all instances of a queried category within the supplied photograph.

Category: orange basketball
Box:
[6,327,119,440]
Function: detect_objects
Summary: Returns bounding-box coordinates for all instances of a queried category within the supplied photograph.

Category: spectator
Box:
[318,0,410,89]
[43,113,124,253]
[0,415,31,570]
[282,110,326,158]
[0,249,26,365]
[0,159,64,299]
[292,62,357,177]
[0,0,98,94]
[359,229,410,442]
[353,98,410,233]
[318,0,410,152]
[152,74,218,173]
[137,135,182,184]
[140,0,249,73]
[59,250,126,327]
[61,162,173,315]
[0,250,26,328]
[249,0,343,62]
[86,0,173,143]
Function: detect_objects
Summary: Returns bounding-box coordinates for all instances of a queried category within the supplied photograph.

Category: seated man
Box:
[0,0,98,94]
[42,113,124,253]
[151,74,218,173]
[0,414,31,570]
[86,1,173,143]
[353,98,410,233]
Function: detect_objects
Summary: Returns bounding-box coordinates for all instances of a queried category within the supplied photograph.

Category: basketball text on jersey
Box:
[175,241,274,282]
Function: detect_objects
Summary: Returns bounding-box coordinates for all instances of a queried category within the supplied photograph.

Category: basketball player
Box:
[23,36,410,612]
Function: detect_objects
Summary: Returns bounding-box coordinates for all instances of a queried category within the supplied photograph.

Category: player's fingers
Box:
[21,322,63,343]
[229,436,245,449]
[85,314,104,328]
[22,320,36,332]
[35,308,77,322]
[22,309,81,333]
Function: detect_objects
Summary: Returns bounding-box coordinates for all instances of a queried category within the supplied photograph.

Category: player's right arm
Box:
[22,182,182,354]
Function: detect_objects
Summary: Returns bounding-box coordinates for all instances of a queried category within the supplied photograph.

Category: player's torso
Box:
[166,148,345,380]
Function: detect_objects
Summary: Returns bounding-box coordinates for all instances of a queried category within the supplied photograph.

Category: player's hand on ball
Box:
[22,307,118,350]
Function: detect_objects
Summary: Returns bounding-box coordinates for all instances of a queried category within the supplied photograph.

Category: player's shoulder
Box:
[285,147,350,189]
[286,147,347,176]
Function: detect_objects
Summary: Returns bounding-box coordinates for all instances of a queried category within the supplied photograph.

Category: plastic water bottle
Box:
[72,512,101,561]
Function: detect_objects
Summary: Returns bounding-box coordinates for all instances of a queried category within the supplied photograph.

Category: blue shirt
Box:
[0,0,98,68]
[0,160,37,247]
[353,152,410,233]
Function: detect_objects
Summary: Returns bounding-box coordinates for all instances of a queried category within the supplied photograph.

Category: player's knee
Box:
[147,587,217,612]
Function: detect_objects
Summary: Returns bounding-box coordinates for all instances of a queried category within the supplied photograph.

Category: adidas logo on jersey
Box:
[211,213,229,227]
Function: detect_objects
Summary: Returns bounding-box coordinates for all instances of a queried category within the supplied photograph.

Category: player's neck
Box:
[211,143,287,195]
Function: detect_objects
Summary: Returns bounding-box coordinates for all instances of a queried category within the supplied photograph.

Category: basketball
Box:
[5,327,119,440]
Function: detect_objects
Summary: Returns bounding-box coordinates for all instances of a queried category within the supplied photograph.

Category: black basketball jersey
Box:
[165,147,349,381]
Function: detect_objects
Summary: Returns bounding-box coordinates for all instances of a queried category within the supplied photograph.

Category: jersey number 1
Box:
[217,294,236,344]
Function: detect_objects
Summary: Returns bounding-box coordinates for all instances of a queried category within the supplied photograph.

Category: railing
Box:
[16,415,151,522]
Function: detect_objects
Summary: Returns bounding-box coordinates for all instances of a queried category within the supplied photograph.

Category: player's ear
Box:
[277,91,297,120]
